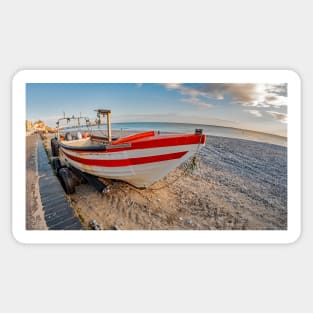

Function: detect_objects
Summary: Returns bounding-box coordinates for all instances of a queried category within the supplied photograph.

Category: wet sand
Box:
[38,131,287,230]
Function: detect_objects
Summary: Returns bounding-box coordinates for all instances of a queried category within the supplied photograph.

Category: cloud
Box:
[266,111,287,123]
[163,83,288,108]
[162,83,215,109]
[210,83,287,107]
[161,83,288,125]
[163,83,182,90]
[200,84,256,103]
[244,109,263,118]
[161,83,288,128]
[182,97,213,109]
[265,83,287,97]
[163,83,220,99]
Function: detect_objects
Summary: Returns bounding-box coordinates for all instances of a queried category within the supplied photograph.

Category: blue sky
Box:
[26,83,287,136]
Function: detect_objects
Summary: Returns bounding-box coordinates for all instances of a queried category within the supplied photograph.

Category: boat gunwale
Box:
[59,133,205,154]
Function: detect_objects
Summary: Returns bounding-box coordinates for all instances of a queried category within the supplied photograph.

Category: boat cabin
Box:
[56,109,113,144]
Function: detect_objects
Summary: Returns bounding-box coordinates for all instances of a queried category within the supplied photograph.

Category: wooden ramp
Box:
[37,139,83,230]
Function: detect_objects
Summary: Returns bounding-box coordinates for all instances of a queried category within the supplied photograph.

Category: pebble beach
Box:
[27,130,287,230]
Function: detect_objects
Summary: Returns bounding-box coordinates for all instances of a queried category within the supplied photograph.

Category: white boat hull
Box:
[59,143,201,188]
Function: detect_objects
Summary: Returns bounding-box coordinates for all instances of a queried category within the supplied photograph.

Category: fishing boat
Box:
[53,110,206,188]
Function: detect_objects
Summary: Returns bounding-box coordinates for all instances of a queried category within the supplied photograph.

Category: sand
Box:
[38,131,287,230]
[26,134,48,230]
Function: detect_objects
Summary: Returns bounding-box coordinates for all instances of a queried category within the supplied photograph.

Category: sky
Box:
[26,83,288,136]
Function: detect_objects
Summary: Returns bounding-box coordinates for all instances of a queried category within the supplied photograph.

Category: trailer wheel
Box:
[52,142,59,156]
[52,158,61,172]
[52,158,66,176]
[51,138,59,156]
[59,168,75,194]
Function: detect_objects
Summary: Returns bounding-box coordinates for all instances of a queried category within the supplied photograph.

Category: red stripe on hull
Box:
[62,150,188,167]
[60,133,205,154]
[107,134,205,152]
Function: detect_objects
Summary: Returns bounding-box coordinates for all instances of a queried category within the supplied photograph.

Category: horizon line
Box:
[110,120,287,138]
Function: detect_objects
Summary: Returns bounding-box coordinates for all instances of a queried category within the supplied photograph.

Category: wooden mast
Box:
[107,110,112,142]
[95,109,112,142]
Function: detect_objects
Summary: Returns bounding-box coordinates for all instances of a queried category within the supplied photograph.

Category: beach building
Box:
[33,120,46,133]
[26,120,32,131]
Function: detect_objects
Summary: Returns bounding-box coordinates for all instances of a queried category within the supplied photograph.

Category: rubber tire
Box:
[59,168,75,194]
[50,138,56,149]
[51,138,59,156]
[53,142,59,157]
[52,158,61,172]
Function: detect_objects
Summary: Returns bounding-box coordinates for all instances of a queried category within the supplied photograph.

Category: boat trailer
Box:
[51,147,110,195]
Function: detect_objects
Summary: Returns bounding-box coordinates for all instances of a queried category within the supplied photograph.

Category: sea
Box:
[66,121,286,147]
[108,122,287,147]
